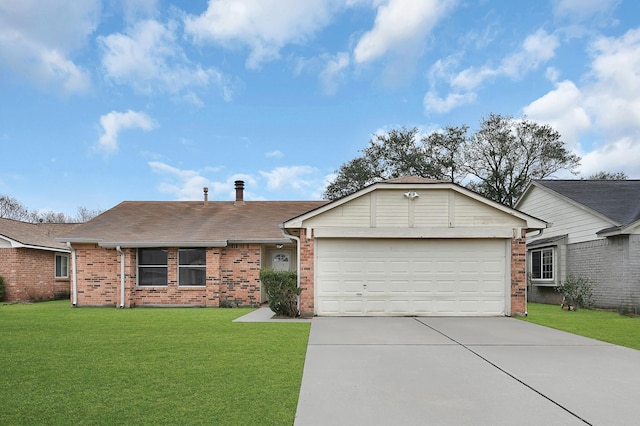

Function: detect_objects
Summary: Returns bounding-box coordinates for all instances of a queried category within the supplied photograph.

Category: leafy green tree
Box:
[464,114,580,207]
[584,171,628,180]
[323,114,580,206]
[323,126,467,199]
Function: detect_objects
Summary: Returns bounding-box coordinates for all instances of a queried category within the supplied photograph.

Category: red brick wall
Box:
[298,229,315,317]
[0,248,70,302]
[73,244,261,307]
[219,244,261,307]
[511,229,528,316]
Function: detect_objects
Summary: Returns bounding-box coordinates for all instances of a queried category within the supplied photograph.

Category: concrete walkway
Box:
[232,306,311,323]
[294,317,640,426]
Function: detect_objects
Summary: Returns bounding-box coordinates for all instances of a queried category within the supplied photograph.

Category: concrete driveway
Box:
[294,317,640,426]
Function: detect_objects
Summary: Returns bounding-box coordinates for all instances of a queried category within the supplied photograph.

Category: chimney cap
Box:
[234,180,245,204]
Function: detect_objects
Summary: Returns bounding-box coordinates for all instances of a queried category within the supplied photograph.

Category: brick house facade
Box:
[0,219,78,303]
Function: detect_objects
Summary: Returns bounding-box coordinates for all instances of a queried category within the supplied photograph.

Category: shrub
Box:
[556,275,595,310]
[0,276,5,301]
[259,269,300,318]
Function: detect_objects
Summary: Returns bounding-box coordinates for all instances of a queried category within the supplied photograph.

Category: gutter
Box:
[67,242,77,306]
[281,228,302,316]
[116,246,125,308]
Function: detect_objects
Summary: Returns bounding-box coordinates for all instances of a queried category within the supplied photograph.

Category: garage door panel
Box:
[316,239,508,316]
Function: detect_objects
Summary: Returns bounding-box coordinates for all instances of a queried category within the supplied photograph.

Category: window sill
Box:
[531,281,557,287]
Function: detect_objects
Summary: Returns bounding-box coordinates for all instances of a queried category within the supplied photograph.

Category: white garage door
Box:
[315,239,508,316]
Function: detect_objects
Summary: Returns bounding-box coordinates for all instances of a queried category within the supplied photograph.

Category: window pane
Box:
[542,249,553,279]
[139,267,168,286]
[179,248,206,265]
[179,268,206,286]
[531,251,541,279]
[55,255,68,278]
[139,248,168,265]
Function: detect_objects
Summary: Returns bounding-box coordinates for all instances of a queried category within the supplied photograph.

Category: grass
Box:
[0,301,311,425]
[520,303,640,351]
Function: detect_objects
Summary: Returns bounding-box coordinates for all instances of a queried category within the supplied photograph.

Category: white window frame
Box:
[178,248,206,287]
[530,247,555,282]
[55,253,69,278]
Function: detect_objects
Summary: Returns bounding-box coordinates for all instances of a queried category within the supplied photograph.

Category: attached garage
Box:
[315,238,508,316]
[283,177,547,317]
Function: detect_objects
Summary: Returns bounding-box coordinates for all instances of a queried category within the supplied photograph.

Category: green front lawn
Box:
[1,301,310,425]
[521,303,640,351]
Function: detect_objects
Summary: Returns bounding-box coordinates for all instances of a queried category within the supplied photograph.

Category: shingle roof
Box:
[60,200,329,246]
[0,218,80,250]
[533,180,640,226]
[383,176,445,184]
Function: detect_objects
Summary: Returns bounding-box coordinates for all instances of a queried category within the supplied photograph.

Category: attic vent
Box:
[228,244,238,249]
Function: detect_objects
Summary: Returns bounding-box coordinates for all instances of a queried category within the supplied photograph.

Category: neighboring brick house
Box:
[516,180,640,311]
[0,218,79,302]
[60,179,546,316]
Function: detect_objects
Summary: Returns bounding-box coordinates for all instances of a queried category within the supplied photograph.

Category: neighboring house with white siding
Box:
[515,180,640,311]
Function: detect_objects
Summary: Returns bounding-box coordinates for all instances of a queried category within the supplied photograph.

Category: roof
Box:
[531,180,640,226]
[382,176,445,184]
[60,200,329,247]
[0,218,80,251]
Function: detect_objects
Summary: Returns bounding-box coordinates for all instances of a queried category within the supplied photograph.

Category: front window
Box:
[531,248,554,280]
[55,254,68,278]
[178,248,206,286]
[138,248,168,286]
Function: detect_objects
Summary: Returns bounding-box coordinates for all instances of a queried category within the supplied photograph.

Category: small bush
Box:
[0,276,5,301]
[259,269,300,318]
[556,275,595,310]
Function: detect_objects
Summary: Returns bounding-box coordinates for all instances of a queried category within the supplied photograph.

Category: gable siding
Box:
[454,193,522,227]
[518,187,612,244]
[303,188,525,230]
[304,194,371,228]
[414,190,449,227]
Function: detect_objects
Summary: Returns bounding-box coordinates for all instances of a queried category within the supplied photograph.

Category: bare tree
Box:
[0,195,31,221]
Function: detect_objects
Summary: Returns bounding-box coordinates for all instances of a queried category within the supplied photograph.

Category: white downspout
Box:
[116,246,125,308]
[67,242,77,306]
[282,229,302,315]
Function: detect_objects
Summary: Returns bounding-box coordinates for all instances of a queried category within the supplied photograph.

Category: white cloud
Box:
[452,29,559,91]
[579,137,640,177]
[552,0,620,22]
[96,110,156,153]
[265,150,284,158]
[184,0,336,69]
[100,19,231,102]
[259,166,319,192]
[0,0,98,93]
[319,51,350,95]
[149,163,263,200]
[524,28,640,178]
[353,0,454,65]
[423,90,476,114]
[523,80,591,151]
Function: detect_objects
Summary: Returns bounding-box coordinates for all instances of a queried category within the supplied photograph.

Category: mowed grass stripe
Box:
[1,301,310,425]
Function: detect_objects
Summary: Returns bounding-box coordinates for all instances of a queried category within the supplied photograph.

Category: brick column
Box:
[298,229,315,317]
[511,229,527,316]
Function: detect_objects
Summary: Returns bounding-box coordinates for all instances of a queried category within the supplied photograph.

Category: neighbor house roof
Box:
[522,180,640,236]
[59,200,329,248]
[533,180,640,223]
[0,218,80,251]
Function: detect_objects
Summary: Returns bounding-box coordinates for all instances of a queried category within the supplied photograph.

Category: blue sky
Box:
[1,0,639,215]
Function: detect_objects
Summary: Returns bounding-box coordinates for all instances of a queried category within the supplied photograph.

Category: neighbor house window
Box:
[531,248,554,280]
[178,248,206,286]
[55,254,69,278]
[138,248,168,286]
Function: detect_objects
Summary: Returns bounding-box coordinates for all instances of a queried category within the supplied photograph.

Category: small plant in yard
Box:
[0,276,5,301]
[556,275,595,310]
[260,269,300,317]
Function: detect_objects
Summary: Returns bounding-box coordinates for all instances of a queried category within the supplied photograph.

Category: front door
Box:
[270,250,292,271]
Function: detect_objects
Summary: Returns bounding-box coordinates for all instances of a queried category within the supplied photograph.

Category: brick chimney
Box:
[234,180,245,205]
